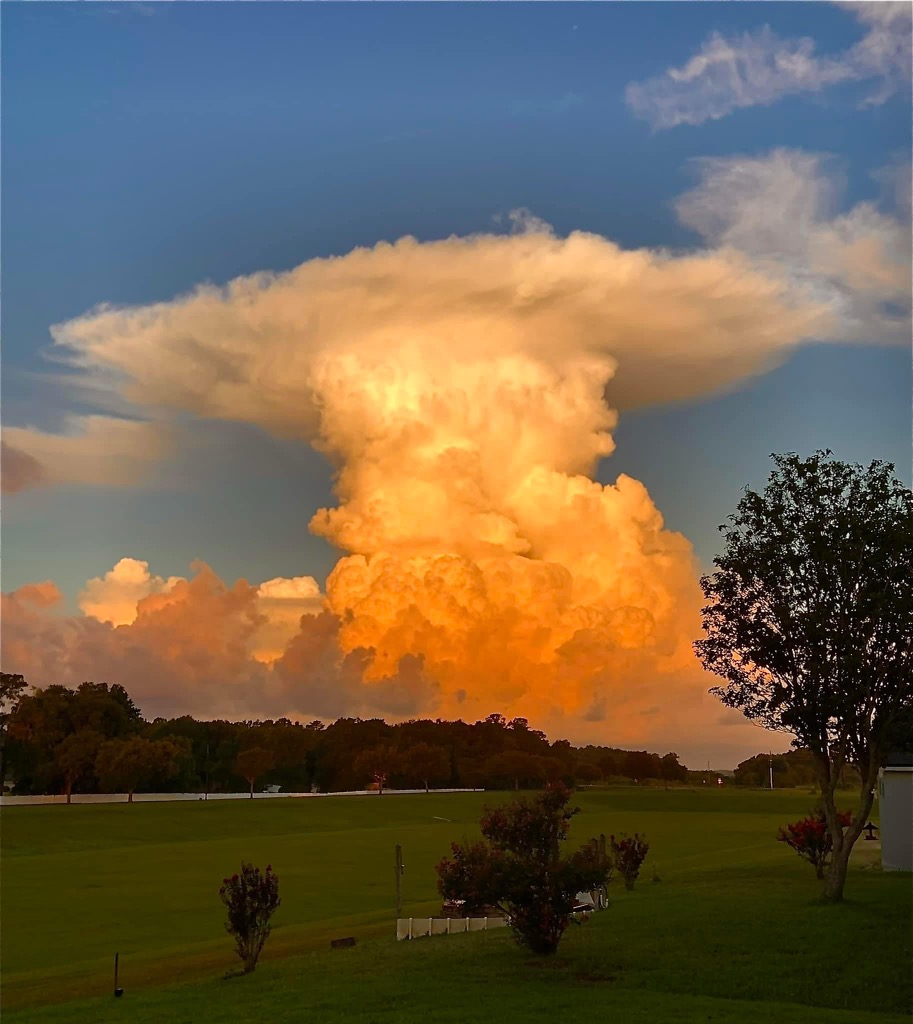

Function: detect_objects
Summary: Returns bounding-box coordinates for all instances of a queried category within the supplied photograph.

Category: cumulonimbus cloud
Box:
[2,149,908,760]
[625,2,912,130]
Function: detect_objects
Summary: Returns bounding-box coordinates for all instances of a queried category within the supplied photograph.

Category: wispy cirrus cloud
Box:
[626,2,912,130]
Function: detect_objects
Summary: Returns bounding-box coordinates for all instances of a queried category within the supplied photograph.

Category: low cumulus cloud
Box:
[626,2,912,130]
[2,151,907,756]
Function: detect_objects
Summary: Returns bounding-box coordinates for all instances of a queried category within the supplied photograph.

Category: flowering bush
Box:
[610,832,649,890]
[436,783,609,955]
[777,809,853,879]
[219,862,281,973]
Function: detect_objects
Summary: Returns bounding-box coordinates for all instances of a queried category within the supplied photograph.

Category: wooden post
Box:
[395,843,403,917]
[113,952,123,997]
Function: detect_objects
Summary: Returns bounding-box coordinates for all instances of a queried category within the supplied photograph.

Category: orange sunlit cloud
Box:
[3,164,908,760]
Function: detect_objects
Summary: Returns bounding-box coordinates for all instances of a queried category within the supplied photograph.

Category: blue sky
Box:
[2,1,910,760]
[3,0,910,599]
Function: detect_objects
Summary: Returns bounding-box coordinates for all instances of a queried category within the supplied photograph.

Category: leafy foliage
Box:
[436,783,610,954]
[219,863,280,974]
[610,832,650,890]
[695,451,913,900]
[233,747,275,798]
[0,672,29,791]
[777,809,853,880]
[55,730,104,803]
[95,736,186,801]
[3,679,688,797]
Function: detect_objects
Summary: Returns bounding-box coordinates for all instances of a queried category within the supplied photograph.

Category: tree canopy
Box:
[696,451,913,900]
[436,783,609,954]
[2,679,691,799]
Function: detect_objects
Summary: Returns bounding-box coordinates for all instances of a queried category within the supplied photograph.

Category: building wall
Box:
[878,768,913,872]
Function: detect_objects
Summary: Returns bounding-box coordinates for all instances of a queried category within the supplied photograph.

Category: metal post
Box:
[769,752,774,790]
[599,833,607,908]
[395,843,403,917]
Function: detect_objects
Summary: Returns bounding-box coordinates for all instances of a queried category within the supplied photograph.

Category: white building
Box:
[878,754,913,872]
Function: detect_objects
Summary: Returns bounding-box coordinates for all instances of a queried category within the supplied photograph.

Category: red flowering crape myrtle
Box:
[609,833,649,890]
[436,782,610,955]
[218,862,281,974]
[777,809,853,880]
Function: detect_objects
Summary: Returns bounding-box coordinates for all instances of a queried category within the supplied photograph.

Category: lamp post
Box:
[768,752,774,790]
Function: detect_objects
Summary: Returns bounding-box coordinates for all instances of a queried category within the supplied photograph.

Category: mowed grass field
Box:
[2,787,910,1023]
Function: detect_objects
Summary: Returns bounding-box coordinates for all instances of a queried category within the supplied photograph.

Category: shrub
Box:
[219,862,280,973]
[436,783,610,955]
[610,832,649,890]
[777,809,853,880]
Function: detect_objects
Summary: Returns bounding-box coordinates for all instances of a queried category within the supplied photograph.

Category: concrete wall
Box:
[878,768,913,872]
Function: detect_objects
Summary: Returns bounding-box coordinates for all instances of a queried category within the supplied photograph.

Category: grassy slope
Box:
[2,788,909,1023]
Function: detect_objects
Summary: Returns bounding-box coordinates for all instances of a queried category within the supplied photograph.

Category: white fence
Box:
[396,917,509,940]
[0,788,482,808]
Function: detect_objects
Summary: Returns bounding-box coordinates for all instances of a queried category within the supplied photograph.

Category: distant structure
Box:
[878,753,913,872]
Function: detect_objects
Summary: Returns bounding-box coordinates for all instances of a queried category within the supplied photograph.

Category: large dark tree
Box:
[234,747,276,798]
[0,673,28,792]
[95,736,184,802]
[436,783,609,954]
[695,452,913,901]
[56,729,104,803]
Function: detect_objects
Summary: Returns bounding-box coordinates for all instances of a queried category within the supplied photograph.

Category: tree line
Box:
[732,748,862,790]
[0,675,697,798]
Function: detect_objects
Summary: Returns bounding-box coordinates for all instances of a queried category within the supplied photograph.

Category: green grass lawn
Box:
[2,787,909,1023]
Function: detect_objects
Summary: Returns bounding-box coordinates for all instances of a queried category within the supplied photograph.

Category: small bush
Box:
[219,862,280,974]
[436,783,610,955]
[610,832,649,890]
[777,809,852,879]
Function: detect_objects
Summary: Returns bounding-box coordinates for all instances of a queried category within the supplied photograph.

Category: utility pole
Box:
[394,844,404,918]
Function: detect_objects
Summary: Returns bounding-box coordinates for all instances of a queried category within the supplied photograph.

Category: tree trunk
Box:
[249,779,254,799]
[819,756,878,902]
[127,790,134,804]
[823,843,852,900]
[65,779,72,805]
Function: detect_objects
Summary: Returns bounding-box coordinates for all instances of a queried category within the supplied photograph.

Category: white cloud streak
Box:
[626,3,912,130]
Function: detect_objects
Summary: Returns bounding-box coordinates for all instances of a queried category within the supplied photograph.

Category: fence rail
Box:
[396,916,509,940]
[0,788,483,807]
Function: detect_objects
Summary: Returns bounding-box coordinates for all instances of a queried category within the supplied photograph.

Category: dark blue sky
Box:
[3,1,910,603]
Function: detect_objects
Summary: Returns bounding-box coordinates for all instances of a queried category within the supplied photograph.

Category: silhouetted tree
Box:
[696,451,913,901]
[234,748,276,798]
[353,744,401,794]
[0,672,28,791]
[400,742,450,792]
[96,736,183,802]
[56,729,104,803]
